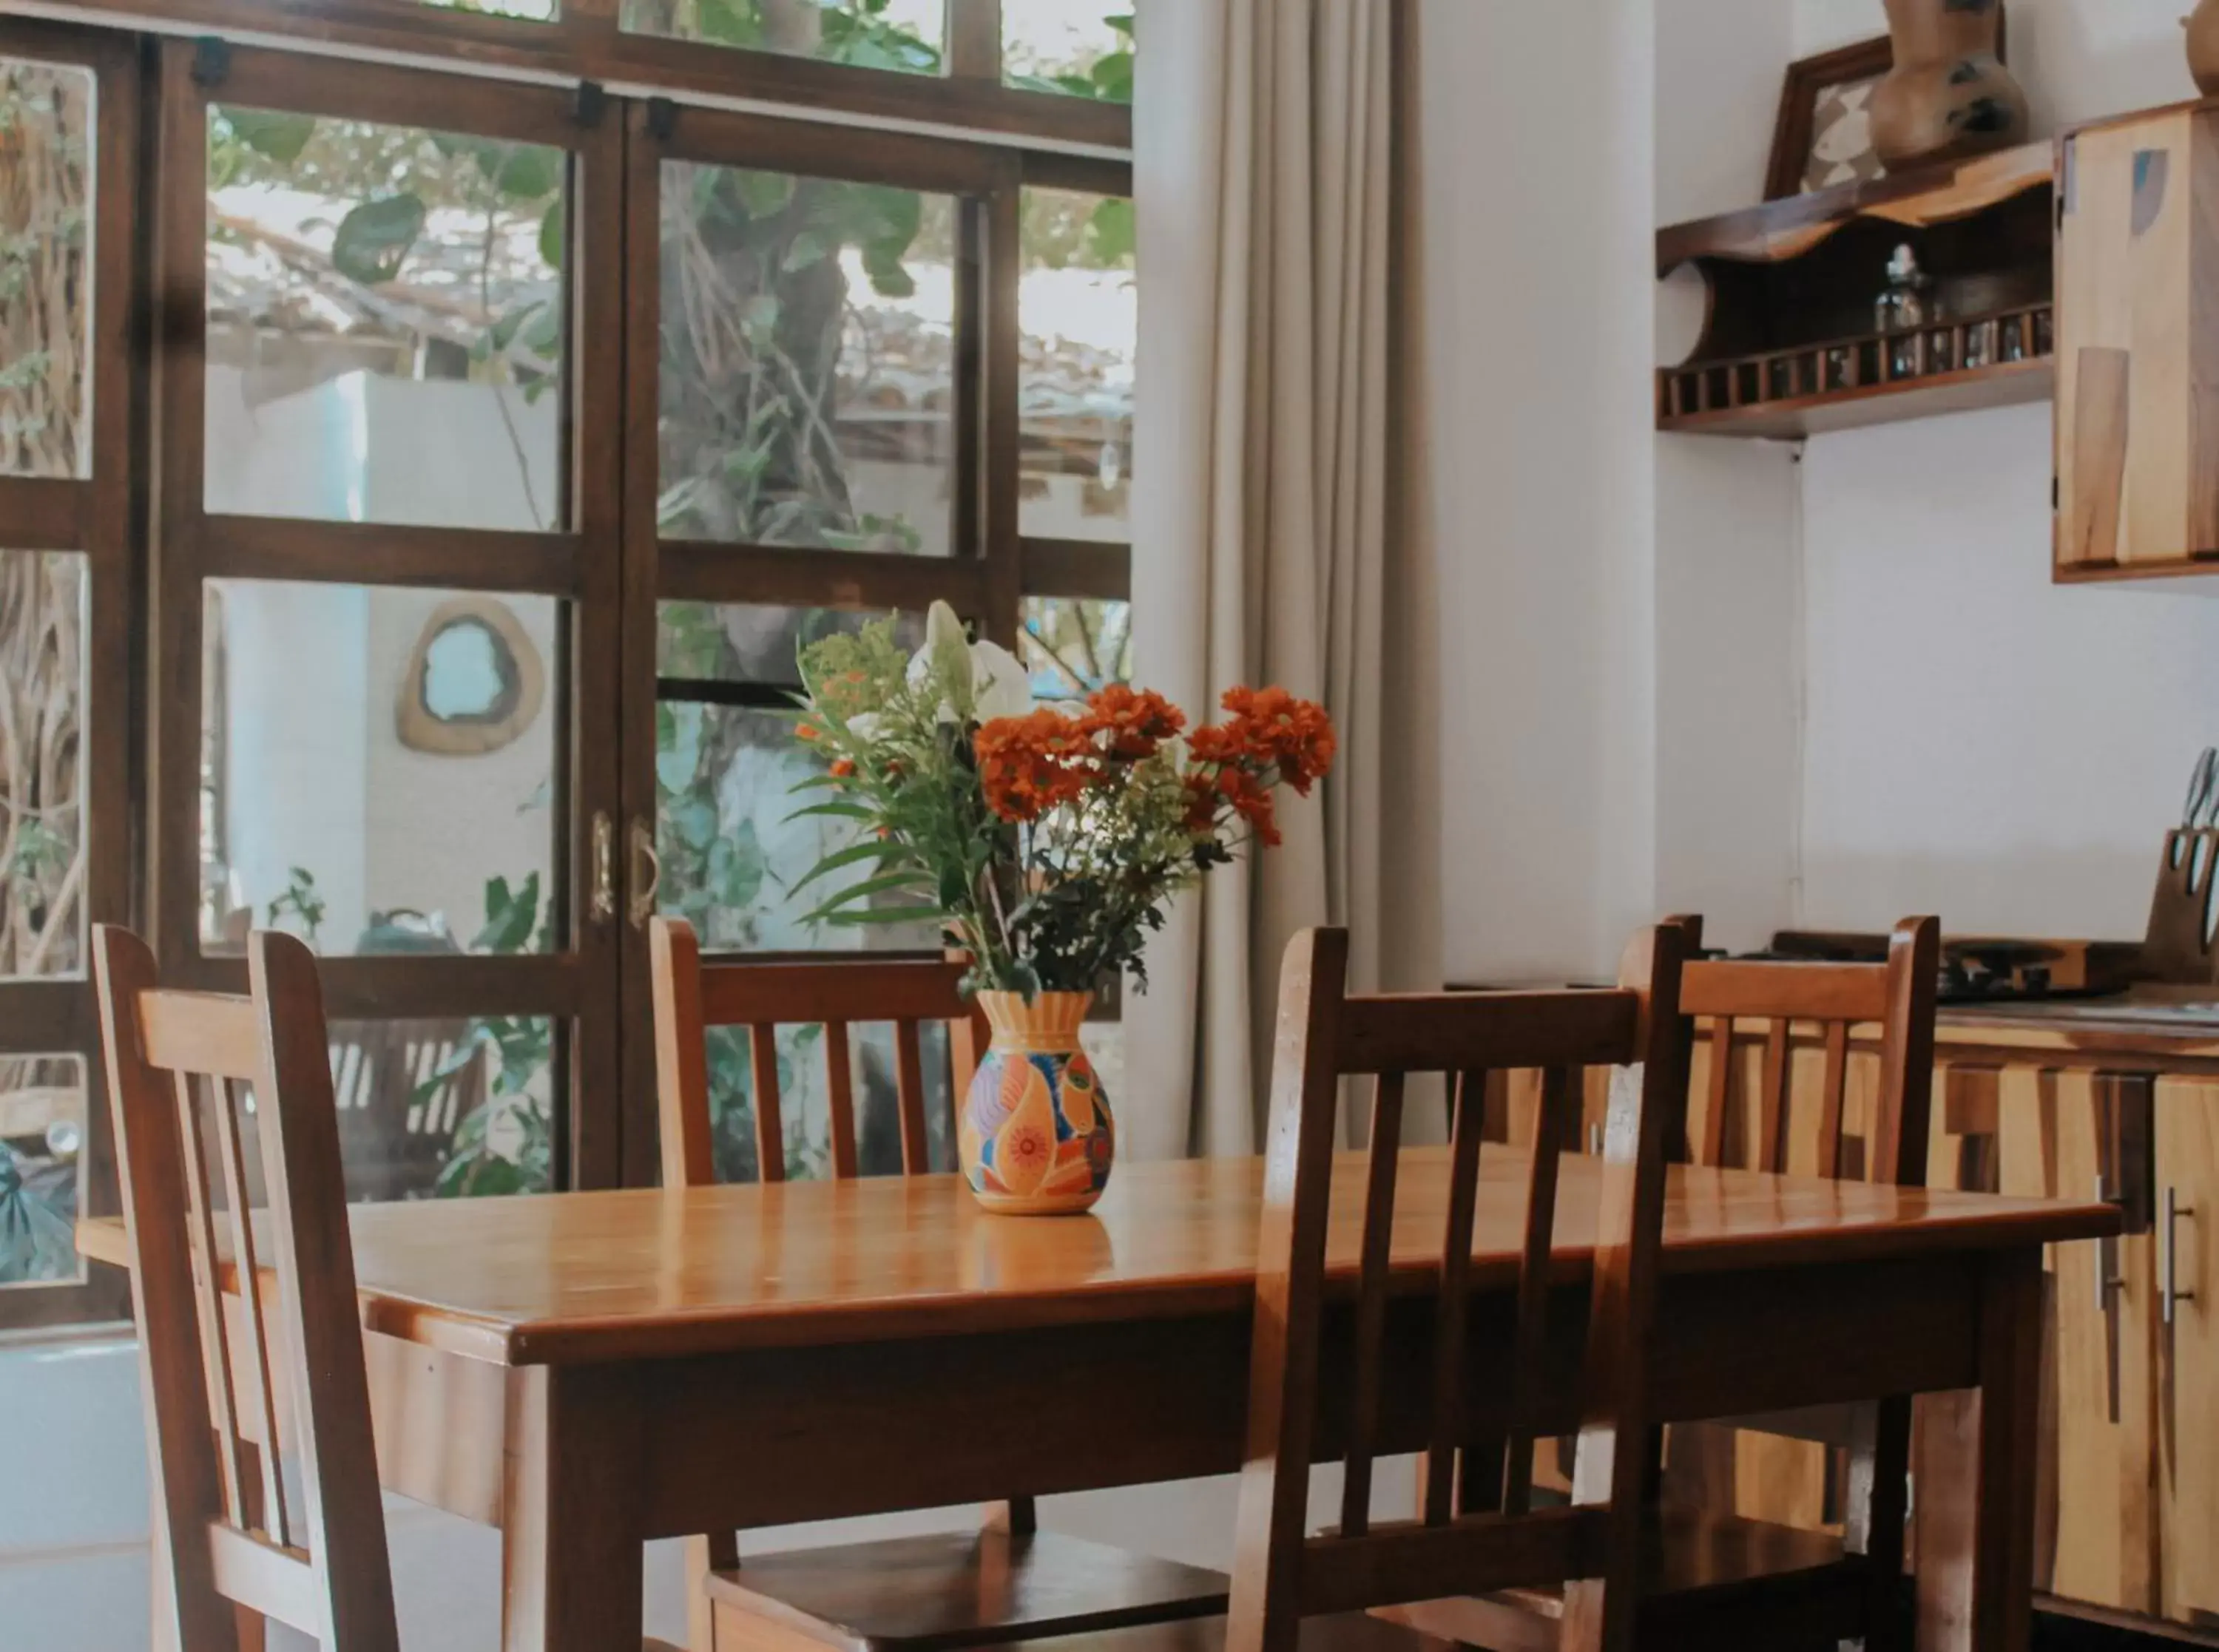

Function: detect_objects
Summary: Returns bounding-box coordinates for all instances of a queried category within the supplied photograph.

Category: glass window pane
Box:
[425,0,558,16]
[0,59,95,481]
[657,602,939,953]
[658,162,956,555]
[0,1054,86,1287]
[0,551,86,979]
[622,0,944,74]
[201,581,559,958]
[1019,595,1128,700]
[329,1016,555,1201]
[701,1020,953,1184]
[1004,2,1132,101]
[205,109,565,530]
[1021,188,1132,543]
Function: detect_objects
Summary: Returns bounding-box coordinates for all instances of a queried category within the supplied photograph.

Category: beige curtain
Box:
[1127,0,1435,1158]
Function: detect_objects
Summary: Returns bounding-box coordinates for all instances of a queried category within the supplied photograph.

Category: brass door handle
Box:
[590,813,616,924]
[627,817,661,930]
[2166,1185,2198,1327]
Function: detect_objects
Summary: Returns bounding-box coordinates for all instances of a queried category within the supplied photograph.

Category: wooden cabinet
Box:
[2056,104,2219,582]
[2159,1078,2219,1631]
[1987,1068,2162,1617]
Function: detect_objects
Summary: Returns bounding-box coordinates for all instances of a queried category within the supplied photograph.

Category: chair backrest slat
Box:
[1700,1012,1733,1166]
[1338,1072,1405,1540]
[824,1019,859,1178]
[894,1018,931,1175]
[97,925,401,1651]
[212,1074,290,1548]
[748,1022,785,1183]
[649,916,987,1188]
[1756,1018,1791,1174]
[1226,924,1689,1652]
[1422,1068,1487,1527]
[172,1068,247,1531]
[1501,1063,1576,1517]
[1815,1021,1851,1179]
[1681,917,1940,1186]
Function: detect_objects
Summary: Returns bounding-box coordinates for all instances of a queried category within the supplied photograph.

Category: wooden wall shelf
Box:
[1659,307,2054,440]
[1657,143,2056,442]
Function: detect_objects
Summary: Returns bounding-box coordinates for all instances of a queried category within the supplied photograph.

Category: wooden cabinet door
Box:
[1996,1066,2161,1615]
[2158,1077,2219,1630]
[2056,108,2214,572]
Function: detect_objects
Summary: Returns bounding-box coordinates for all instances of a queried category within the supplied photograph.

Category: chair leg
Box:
[1845,1398,1914,1652]
[685,1531,740,1652]
[983,1497,1038,1537]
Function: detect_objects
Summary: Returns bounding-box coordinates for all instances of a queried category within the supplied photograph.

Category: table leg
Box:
[1915,1248,2043,1652]
[502,1366,647,1652]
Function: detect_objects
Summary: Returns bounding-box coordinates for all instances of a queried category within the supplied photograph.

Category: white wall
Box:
[1653,0,1803,953]
[1416,0,1658,983]
[1784,0,2219,938]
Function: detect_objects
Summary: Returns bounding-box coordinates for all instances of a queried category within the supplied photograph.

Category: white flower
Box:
[971,638,1033,722]
[845,711,885,744]
[908,600,1034,724]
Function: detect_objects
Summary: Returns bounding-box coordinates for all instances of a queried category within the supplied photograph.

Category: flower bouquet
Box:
[789,602,1335,1213]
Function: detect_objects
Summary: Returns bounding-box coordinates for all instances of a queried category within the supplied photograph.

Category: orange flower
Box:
[1078,684,1186,762]
[1212,763,1282,847]
[796,722,822,742]
[1220,686,1337,794]
[829,757,856,778]
[974,709,1093,823]
[1181,773,1221,833]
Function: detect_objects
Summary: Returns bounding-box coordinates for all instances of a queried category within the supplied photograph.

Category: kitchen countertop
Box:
[1937,984,2219,1069]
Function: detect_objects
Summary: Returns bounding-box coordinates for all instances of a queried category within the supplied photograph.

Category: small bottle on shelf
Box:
[1875,245,1931,381]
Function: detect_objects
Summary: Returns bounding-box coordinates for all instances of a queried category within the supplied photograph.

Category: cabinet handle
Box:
[626,818,661,930]
[590,813,616,924]
[1589,1123,1602,1157]
[2166,1185,2198,1328]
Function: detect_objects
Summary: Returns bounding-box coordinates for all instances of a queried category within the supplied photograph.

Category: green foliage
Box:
[631,0,942,74]
[430,873,555,1199]
[1009,10,1134,105]
[0,1144,77,1285]
[330,193,428,286]
[266,865,326,943]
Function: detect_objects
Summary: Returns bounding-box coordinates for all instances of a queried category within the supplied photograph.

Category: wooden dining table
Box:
[80,1148,2116,1652]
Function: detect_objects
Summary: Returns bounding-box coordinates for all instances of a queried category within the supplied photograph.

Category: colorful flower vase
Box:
[959,990,1114,1216]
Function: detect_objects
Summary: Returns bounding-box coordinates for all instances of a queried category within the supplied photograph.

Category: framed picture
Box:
[1763,11,2010,201]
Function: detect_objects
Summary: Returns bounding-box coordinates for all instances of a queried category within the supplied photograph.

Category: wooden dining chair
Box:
[1419,914,1943,1652]
[647,915,1230,1652]
[1249,923,1693,1652]
[846,921,1689,1652]
[94,925,682,1652]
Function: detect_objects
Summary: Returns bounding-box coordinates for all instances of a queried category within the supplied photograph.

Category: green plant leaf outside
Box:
[220,106,317,163]
[330,192,427,285]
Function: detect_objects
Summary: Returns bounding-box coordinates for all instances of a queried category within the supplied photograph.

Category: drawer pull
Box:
[2166,1185,2198,1327]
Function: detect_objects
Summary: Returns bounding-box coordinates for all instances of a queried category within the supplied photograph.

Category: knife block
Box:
[2141,827,2219,983]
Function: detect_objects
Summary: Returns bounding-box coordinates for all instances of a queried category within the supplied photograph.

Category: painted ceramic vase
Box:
[1871,0,2029,169]
[959,990,1113,1216]
[2191,1,2219,98]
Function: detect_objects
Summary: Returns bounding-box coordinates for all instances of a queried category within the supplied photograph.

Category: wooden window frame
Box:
[146,38,631,1190]
[10,4,1135,1327]
[1015,152,1134,609]
[31,0,1130,151]
[0,18,141,1328]
[615,96,1025,1171]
